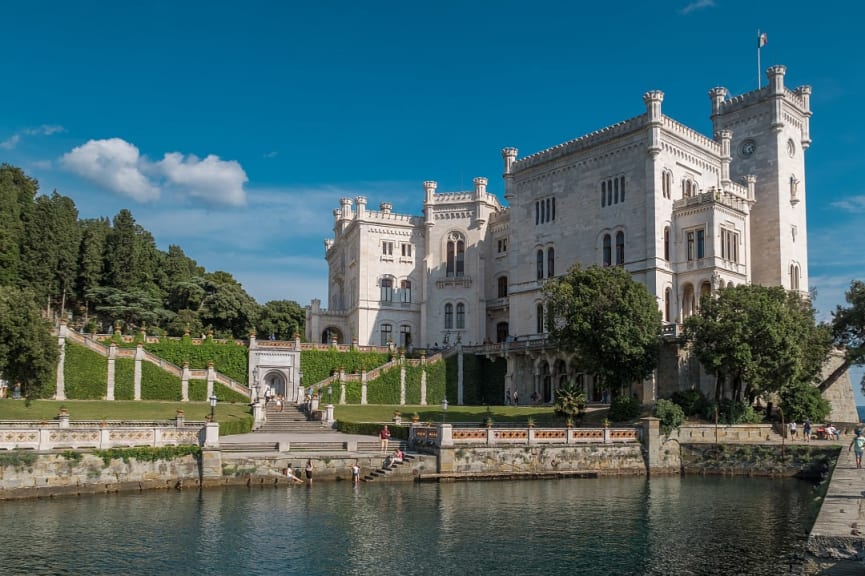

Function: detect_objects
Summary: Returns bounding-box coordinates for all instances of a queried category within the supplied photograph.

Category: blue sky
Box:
[2,0,863,398]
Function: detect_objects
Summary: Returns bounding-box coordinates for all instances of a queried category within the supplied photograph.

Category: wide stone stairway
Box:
[256,404,331,433]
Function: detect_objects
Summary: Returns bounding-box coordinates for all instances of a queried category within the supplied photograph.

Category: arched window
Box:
[601,181,606,207]
[536,249,544,280]
[615,232,625,266]
[620,176,626,202]
[444,303,453,329]
[400,280,412,303]
[603,234,612,267]
[614,177,619,204]
[446,233,465,277]
[662,170,672,199]
[547,247,555,278]
[456,240,465,277]
[536,303,544,334]
[446,241,455,277]
[790,264,800,290]
[380,278,393,302]
[456,303,465,329]
[400,325,412,348]
[497,276,508,298]
[664,227,670,261]
[682,178,696,198]
[380,323,393,346]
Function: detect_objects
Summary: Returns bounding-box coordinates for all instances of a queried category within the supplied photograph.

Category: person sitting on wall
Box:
[284,464,304,484]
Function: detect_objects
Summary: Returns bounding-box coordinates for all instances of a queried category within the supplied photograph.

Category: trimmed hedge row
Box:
[335,359,447,406]
[300,349,390,386]
[141,362,183,401]
[64,343,108,399]
[114,358,135,400]
[336,421,409,440]
[143,338,248,383]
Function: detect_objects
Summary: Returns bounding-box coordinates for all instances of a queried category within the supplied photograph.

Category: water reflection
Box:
[0,476,815,575]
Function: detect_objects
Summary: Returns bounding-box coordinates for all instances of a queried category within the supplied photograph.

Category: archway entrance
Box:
[264,371,287,398]
[321,327,344,344]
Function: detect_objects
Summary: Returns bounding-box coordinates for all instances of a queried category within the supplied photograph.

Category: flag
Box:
[758,33,767,48]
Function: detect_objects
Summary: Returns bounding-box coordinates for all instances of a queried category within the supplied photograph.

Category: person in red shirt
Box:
[379,425,391,453]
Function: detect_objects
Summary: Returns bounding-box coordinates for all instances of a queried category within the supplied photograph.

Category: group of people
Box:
[263,388,285,412]
[788,419,841,442]
[284,460,314,484]
[505,388,519,406]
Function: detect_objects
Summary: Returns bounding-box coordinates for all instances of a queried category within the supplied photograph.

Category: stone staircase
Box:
[363,452,418,483]
[256,404,333,433]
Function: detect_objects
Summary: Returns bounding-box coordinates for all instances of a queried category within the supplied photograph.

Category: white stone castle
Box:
[306,65,820,405]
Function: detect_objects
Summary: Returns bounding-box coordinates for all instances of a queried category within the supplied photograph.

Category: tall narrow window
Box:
[400,280,411,303]
[536,303,544,334]
[662,170,672,199]
[664,227,670,261]
[601,182,606,207]
[790,264,800,290]
[535,201,540,224]
[551,197,556,220]
[497,276,508,298]
[380,323,392,346]
[400,325,411,348]
[615,232,624,266]
[456,240,465,276]
[401,243,412,257]
[687,231,695,261]
[620,176,625,202]
[614,177,619,204]
[603,234,612,267]
[540,200,545,223]
[696,229,705,259]
[664,288,671,322]
[496,322,509,343]
[547,247,555,278]
[536,249,544,280]
[444,303,453,330]
[446,241,455,276]
[456,303,465,329]
[380,278,393,302]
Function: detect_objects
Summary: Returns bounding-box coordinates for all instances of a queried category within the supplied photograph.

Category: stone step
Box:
[221,442,279,452]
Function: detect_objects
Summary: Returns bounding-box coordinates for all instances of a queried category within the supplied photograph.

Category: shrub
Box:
[670,389,709,417]
[608,395,641,422]
[654,399,685,435]
[780,381,831,424]
[707,399,764,425]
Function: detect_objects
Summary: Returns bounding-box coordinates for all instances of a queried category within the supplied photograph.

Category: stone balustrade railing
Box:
[0,421,218,451]
[411,425,641,448]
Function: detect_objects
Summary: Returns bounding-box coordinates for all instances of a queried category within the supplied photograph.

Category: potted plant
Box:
[603,417,610,428]
[411,412,421,423]
[527,417,535,428]
[483,408,494,428]
[566,417,574,429]
[393,411,402,425]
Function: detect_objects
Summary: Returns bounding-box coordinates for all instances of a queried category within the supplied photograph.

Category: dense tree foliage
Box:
[0,286,58,397]
[0,164,303,340]
[821,280,865,394]
[543,264,662,394]
[684,284,832,405]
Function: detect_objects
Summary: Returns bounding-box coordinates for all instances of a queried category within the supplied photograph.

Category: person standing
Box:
[351,462,361,485]
[789,421,797,439]
[803,418,812,442]
[305,460,313,485]
[850,431,865,469]
[379,425,391,453]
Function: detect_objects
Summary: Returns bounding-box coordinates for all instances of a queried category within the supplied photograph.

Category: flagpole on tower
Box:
[757,30,767,89]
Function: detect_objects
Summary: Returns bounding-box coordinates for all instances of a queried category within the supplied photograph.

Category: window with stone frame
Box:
[444,303,453,330]
[615,232,624,266]
[603,234,612,266]
[380,278,394,302]
[536,249,544,280]
[380,323,393,346]
[547,247,555,278]
[497,276,508,298]
[720,228,739,262]
[536,303,544,333]
[400,280,412,303]
[456,303,465,329]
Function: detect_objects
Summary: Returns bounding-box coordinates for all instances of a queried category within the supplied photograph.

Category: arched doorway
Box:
[321,327,343,344]
[264,370,287,398]
[539,361,551,404]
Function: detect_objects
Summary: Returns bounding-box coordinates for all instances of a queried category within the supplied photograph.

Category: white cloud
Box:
[263,151,278,159]
[157,152,248,207]
[60,138,160,202]
[0,134,20,149]
[680,0,715,15]
[0,125,66,149]
[830,195,865,213]
[59,137,248,207]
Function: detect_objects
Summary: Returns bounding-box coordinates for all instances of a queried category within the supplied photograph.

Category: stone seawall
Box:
[437,444,648,476]
[680,443,838,478]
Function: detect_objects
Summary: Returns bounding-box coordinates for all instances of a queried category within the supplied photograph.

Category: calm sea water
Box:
[0,476,818,576]
[857,405,865,423]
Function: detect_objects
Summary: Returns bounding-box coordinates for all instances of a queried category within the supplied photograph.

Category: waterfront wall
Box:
[680,443,838,478]
[437,444,646,476]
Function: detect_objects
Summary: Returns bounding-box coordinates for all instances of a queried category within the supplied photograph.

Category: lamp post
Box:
[442,398,448,424]
[209,394,217,422]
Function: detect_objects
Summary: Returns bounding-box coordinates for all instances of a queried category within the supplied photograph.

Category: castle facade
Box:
[306,66,818,404]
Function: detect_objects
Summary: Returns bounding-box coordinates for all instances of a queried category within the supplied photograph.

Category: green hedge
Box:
[141,362,182,401]
[114,358,135,400]
[300,349,390,386]
[425,359,446,406]
[189,379,207,401]
[218,413,254,435]
[216,383,251,404]
[64,343,108,399]
[459,355,505,405]
[336,421,409,440]
[366,365,401,404]
[143,338,248,383]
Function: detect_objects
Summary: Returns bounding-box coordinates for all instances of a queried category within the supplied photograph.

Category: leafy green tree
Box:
[654,399,685,435]
[76,217,111,318]
[0,165,37,285]
[820,280,865,393]
[257,299,305,340]
[88,287,171,332]
[0,286,58,397]
[20,192,81,315]
[543,264,662,395]
[198,272,259,338]
[780,380,831,423]
[684,284,831,403]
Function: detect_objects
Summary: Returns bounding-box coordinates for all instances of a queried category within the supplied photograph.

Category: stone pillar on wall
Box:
[181,362,190,402]
[339,381,346,405]
[420,369,427,406]
[360,370,367,405]
[134,344,144,401]
[640,417,663,475]
[203,422,219,448]
[206,361,215,400]
[55,322,67,401]
[106,344,117,401]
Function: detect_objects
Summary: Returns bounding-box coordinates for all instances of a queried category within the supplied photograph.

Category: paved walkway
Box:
[221,429,380,445]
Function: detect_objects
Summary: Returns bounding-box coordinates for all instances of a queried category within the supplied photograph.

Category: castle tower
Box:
[710,65,811,293]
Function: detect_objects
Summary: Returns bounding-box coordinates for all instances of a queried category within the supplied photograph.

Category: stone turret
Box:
[355,195,367,218]
[795,85,812,149]
[380,202,392,214]
[340,197,353,220]
[708,87,727,120]
[424,180,437,204]
[502,148,518,202]
[473,177,487,198]
[767,65,786,131]
[643,91,664,157]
